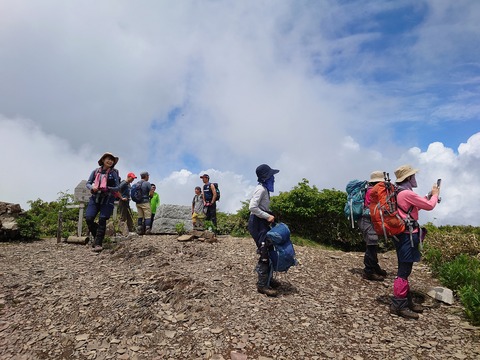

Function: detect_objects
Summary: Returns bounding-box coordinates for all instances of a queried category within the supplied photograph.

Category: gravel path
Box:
[0,235,479,360]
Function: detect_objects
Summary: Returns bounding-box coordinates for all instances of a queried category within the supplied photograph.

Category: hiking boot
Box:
[362,271,385,281]
[376,268,388,277]
[270,278,282,289]
[145,227,152,235]
[257,286,278,297]
[408,293,424,313]
[390,304,419,319]
[137,226,144,235]
[390,297,419,320]
[92,245,103,253]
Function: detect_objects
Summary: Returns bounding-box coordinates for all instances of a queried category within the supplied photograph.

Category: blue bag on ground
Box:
[267,222,297,272]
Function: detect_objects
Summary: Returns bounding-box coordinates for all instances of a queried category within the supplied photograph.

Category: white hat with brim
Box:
[369,171,384,183]
[395,164,418,183]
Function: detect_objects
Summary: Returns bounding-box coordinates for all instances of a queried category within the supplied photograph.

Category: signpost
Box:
[73,181,89,237]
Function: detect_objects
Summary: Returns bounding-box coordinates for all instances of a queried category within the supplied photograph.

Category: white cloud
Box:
[0,1,479,226]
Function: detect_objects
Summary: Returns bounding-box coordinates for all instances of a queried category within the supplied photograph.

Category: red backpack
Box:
[369,173,411,239]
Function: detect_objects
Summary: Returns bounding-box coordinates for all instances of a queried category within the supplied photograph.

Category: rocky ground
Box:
[0,235,479,360]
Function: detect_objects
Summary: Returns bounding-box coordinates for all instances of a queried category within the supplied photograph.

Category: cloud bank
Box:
[0,1,479,226]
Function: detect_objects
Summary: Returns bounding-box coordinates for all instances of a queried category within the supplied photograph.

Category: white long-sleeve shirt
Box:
[249,184,271,220]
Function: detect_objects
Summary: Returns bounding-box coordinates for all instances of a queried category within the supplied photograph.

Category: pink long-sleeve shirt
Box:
[397,189,438,224]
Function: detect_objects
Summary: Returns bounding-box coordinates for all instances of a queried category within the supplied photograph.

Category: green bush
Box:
[439,254,480,292]
[26,192,81,238]
[459,284,480,326]
[175,222,186,235]
[216,210,249,237]
[423,227,480,263]
[16,211,41,240]
[433,254,480,325]
[422,245,444,275]
[270,179,362,250]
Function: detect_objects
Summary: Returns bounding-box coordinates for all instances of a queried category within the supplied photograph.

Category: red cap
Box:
[127,172,137,179]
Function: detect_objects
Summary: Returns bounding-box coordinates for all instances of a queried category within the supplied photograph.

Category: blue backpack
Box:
[344,179,368,228]
[267,222,297,272]
[130,180,144,203]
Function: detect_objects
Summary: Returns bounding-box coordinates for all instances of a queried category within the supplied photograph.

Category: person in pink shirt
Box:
[390,164,440,319]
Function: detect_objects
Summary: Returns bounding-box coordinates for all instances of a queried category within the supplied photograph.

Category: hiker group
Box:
[84,151,439,313]
[85,152,220,252]
[345,165,440,319]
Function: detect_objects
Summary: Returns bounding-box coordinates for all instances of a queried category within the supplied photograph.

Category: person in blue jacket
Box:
[248,164,280,297]
[85,152,120,252]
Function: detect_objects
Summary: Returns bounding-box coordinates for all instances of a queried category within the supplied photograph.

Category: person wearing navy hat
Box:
[248,164,280,297]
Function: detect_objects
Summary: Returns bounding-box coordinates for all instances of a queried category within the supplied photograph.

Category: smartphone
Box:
[437,179,442,188]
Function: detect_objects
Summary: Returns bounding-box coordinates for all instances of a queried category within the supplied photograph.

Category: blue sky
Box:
[0,0,479,226]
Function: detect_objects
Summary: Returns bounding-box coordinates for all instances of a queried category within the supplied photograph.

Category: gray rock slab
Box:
[427,286,454,305]
[151,204,193,234]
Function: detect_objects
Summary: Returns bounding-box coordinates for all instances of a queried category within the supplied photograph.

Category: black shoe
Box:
[376,268,388,277]
[270,278,281,289]
[257,287,278,297]
[390,303,419,319]
[362,271,385,281]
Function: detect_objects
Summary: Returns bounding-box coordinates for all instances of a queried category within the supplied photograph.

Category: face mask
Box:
[409,175,418,188]
[263,176,275,193]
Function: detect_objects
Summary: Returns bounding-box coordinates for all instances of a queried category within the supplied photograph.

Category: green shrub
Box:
[16,211,41,240]
[435,254,480,325]
[175,222,186,235]
[216,210,249,237]
[423,227,480,262]
[270,179,363,250]
[204,220,216,233]
[439,254,480,292]
[422,245,444,275]
[459,284,480,326]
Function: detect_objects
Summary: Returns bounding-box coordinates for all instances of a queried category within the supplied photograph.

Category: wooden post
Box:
[78,203,85,237]
[57,210,63,243]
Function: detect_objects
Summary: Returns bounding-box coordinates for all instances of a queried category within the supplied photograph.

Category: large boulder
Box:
[0,202,23,240]
[151,204,193,234]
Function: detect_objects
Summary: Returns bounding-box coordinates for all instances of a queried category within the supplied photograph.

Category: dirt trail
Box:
[0,236,479,359]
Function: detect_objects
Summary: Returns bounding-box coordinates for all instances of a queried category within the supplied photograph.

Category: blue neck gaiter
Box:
[263,176,275,193]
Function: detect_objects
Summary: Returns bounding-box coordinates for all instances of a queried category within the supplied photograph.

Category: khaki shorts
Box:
[192,212,206,221]
[136,202,151,220]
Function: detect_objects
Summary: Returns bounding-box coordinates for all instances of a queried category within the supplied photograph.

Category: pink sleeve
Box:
[397,190,438,220]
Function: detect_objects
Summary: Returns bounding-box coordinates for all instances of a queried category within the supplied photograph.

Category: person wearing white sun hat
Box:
[389,164,440,319]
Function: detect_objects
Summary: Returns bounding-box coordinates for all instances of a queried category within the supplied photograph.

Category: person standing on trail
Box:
[390,164,439,319]
[358,171,388,281]
[200,174,218,230]
[248,164,281,297]
[85,152,121,252]
[149,183,160,228]
[136,171,153,235]
[191,186,205,229]
[118,172,137,234]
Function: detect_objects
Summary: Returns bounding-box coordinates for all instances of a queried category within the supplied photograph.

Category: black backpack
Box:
[212,183,220,201]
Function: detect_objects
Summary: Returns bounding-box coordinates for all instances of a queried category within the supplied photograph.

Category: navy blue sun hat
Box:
[256,164,279,182]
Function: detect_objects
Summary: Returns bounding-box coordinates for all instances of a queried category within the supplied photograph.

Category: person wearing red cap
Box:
[118,172,137,234]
